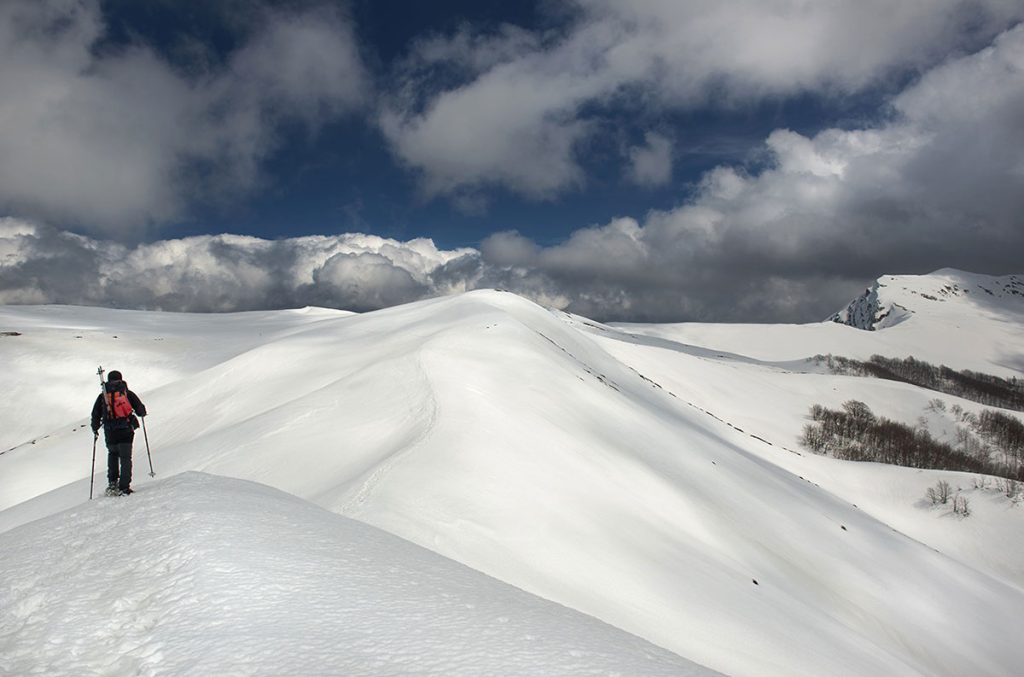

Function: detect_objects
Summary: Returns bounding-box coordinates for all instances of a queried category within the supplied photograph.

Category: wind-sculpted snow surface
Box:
[2,275,1024,676]
[0,473,714,677]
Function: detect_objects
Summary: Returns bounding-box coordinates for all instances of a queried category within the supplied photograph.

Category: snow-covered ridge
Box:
[2,285,1024,676]
[830,269,1024,330]
[0,472,711,676]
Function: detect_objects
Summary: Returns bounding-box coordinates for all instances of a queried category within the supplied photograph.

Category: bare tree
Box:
[926,480,952,505]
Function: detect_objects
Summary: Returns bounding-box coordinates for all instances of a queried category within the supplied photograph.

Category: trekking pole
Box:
[142,416,155,477]
[91,365,106,500]
[89,433,97,500]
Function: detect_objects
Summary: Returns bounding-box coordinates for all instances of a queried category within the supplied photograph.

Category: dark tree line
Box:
[976,409,1024,468]
[802,400,1024,482]
[812,354,1024,412]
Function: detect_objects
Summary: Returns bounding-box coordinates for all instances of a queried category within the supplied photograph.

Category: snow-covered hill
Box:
[617,268,1024,378]
[0,472,710,676]
[831,269,1024,331]
[2,271,1023,676]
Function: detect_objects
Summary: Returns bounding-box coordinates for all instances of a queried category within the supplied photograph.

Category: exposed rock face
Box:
[830,281,911,331]
[830,269,1024,331]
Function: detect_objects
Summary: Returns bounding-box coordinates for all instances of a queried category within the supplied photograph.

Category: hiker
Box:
[91,370,147,496]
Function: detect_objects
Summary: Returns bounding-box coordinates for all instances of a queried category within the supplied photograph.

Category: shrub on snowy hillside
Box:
[926,480,952,504]
[925,481,972,516]
[811,355,1024,412]
[802,400,1024,482]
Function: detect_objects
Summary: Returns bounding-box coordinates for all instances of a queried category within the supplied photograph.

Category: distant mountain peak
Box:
[830,270,1024,330]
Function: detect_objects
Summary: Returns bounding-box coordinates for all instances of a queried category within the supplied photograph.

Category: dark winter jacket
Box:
[91,380,147,445]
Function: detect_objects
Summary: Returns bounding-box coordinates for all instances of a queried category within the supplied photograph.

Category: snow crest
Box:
[0,472,713,677]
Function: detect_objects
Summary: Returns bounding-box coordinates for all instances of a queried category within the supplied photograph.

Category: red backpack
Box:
[105,382,134,423]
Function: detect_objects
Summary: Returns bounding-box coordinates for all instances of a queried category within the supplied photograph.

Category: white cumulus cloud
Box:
[380,0,1024,204]
[4,13,1023,323]
[475,24,1024,321]
[0,0,368,236]
[0,219,477,313]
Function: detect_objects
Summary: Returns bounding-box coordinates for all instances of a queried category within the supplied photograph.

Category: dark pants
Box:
[107,442,133,490]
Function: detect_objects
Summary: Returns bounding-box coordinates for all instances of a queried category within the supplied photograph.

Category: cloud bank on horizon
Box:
[1,0,1022,322]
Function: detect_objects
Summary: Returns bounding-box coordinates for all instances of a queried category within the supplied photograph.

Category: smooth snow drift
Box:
[0,472,711,676]
[2,269,1023,676]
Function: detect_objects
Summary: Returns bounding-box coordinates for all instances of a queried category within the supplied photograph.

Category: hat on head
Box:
[107,370,123,382]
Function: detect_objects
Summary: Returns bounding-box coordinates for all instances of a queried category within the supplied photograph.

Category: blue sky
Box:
[1,1,1023,321]
[99,0,593,246]
[96,0,868,249]
[231,90,873,249]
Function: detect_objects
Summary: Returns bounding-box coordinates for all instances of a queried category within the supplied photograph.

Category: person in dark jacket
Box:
[91,370,147,496]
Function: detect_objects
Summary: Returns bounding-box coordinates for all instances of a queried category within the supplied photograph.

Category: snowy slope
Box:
[0,472,711,677]
[618,269,1024,377]
[596,269,1024,588]
[0,304,350,452]
[2,273,1024,676]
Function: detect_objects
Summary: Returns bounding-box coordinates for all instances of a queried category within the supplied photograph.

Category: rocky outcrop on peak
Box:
[830,270,1023,331]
